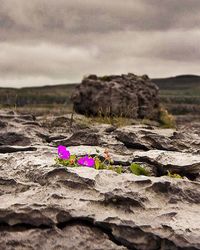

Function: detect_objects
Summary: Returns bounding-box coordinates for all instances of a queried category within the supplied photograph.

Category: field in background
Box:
[0,84,76,116]
[0,75,200,118]
[153,75,200,116]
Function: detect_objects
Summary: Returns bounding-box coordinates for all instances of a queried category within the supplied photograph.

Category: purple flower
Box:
[77,155,95,168]
[58,145,70,160]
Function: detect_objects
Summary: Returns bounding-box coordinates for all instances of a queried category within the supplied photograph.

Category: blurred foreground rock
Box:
[72,73,160,119]
[0,110,200,250]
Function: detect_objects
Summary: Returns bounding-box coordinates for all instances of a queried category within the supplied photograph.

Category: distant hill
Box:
[152,75,200,115]
[0,83,78,107]
[0,75,200,116]
[152,75,200,92]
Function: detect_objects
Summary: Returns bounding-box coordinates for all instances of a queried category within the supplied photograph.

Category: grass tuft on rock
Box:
[158,107,176,128]
[129,163,150,176]
[167,171,183,179]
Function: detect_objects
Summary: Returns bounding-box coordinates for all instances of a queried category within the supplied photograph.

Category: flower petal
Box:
[58,145,70,160]
[77,156,95,167]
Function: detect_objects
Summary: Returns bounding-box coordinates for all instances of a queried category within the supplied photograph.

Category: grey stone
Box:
[72,73,160,119]
[0,151,199,249]
[0,110,200,249]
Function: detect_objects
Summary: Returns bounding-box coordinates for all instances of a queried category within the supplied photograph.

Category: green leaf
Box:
[55,155,77,167]
[107,165,114,171]
[115,166,122,174]
[70,155,76,161]
[130,163,149,176]
[99,162,107,170]
[95,157,100,170]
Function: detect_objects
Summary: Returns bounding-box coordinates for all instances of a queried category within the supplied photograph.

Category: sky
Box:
[0,0,200,87]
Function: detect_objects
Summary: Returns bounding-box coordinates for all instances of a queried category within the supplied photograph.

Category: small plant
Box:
[129,163,150,176]
[55,146,122,174]
[55,155,78,167]
[56,146,153,177]
[158,107,176,128]
[100,75,110,81]
[167,171,183,179]
[82,114,134,128]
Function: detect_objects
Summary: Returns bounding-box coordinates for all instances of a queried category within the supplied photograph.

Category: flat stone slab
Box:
[133,150,200,174]
[0,110,200,249]
[0,150,200,249]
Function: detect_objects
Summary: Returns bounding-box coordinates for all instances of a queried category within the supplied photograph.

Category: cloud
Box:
[1,0,200,41]
[0,0,199,87]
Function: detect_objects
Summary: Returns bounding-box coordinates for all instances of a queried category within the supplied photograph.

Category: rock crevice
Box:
[0,110,200,249]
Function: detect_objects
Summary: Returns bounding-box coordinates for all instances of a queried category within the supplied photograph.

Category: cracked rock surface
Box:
[0,110,200,250]
[0,223,126,250]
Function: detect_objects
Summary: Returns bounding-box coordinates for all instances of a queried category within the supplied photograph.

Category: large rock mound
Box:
[72,73,160,119]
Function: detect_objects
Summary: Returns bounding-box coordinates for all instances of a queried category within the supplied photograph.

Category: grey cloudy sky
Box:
[0,0,200,87]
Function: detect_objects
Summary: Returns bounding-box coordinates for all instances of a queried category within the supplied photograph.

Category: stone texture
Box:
[54,130,103,147]
[0,224,126,250]
[0,132,31,146]
[72,73,160,119]
[0,145,37,153]
[0,110,47,146]
[115,125,200,154]
[0,110,200,249]
[0,150,200,250]
[133,149,200,177]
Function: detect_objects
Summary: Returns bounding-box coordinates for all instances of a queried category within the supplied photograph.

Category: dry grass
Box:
[1,104,176,129]
[158,107,176,128]
[84,115,136,127]
[5,104,73,117]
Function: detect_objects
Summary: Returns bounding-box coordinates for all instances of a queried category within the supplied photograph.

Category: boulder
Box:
[72,73,160,119]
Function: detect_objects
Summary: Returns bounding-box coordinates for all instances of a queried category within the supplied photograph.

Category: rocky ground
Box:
[0,109,200,250]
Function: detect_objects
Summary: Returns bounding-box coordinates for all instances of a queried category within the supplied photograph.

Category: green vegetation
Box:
[129,163,150,176]
[56,155,151,176]
[167,171,183,179]
[56,148,149,176]
[153,75,200,116]
[100,75,111,81]
[55,154,78,167]
[56,156,185,180]
[0,84,76,110]
[55,155,123,174]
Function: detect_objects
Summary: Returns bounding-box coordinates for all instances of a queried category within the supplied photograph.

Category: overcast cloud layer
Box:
[0,0,199,87]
